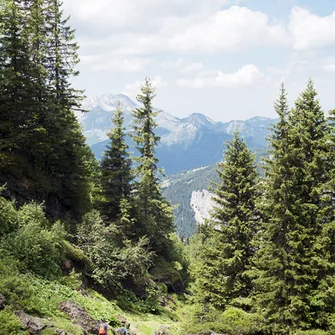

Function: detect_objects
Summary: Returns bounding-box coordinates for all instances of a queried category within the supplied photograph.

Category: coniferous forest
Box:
[1,1,335,335]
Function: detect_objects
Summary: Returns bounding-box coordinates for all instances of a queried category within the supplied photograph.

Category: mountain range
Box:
[77,93,275,175]
[77,93,276,236]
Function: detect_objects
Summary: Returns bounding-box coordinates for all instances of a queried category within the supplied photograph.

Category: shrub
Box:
[222,307,261,335]
[0,306,28,335]
[0,204,65,278]
[78,210,153,294]
[0,197,18,237]
[181,304,262,335]
[294,330,329,335]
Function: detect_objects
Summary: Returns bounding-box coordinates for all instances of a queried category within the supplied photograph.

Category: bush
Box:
[0,306,28,335]
[0,204,65,278]
[180,304,262,335]
[294,330,329,335]
[78,210,153,294]
[0,197,18,237]
[221,307,261,335]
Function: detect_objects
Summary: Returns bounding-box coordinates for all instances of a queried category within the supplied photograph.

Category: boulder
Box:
[154,326,171,335]
[0,294,7,310]
[14,310,47,334]
[58,300,99,334]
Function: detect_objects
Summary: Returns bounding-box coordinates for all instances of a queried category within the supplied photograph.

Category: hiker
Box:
[98,320,111,335]
[116,320,130,335]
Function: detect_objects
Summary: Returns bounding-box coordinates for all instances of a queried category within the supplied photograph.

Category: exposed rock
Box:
[0,294,7,310]
[190,189,214,225]
[154,326,171,335]
[58,300,99,334]
[14,310,47,334]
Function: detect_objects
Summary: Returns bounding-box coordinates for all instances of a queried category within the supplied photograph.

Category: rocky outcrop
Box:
[190,189,213,225]
[58,300,99,334]
[14,310,47,334]
[154,326,171,335]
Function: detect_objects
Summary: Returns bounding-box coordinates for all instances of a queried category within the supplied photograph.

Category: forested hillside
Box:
[2,1,335,335]
[162,150,268,238]
[0,1,187,334]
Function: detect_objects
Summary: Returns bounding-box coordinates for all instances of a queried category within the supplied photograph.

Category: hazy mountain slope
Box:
[162,166,218,237]
[79,94,275,175]
[162,148,268,238]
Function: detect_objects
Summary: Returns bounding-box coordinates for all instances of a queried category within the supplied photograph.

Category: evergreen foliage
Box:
[100,102,133,223]
[131,78,175,261]
[192,133,259,309]
[0,0,187,331]
[0,201,65,278]
[252,81,334,333]
[6,1,335,332]
[0,0,93,220]
[77,210,153,294]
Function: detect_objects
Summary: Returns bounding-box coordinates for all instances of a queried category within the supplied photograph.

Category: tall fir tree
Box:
[100,102,133,224]
[0,0,45,175]
[253,81,333,332]
[0,0,93,219]
[192,133,259,309]
[131,78,175,259]
[43,0,93,217]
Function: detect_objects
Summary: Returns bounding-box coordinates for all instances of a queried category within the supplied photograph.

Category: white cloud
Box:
[177,64,265,88]
[64,1,289,57]
[322,58,335,74]
[123,76,169,98]
[324,64,335,74]
[64,0,230,32]
[289,7,335,50]
[64,1,335,62]
[182,62,204,74]
[161,58,204,73]
[91,58,152,72]
[168,6,288,53]
[114,6,289,55]
[161,58,185,70]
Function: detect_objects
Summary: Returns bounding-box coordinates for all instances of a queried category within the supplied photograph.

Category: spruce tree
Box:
[192,133,259,309]
[0,0,93,219]
[100,102,133,223]
[0,0,44,174]
[253,81,333,332]
[131,78,175,259]
[42,0,93,216]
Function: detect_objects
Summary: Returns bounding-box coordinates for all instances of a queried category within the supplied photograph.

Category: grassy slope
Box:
[0,273,183,335]
[0,257,183,335]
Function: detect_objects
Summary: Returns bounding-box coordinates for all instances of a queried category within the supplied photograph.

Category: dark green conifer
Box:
[0,0,93,218]
[193,133,259,309]
[0,0,44,174]
[131,78,174,258]
[253,81,332,332]
[100,102,133,223]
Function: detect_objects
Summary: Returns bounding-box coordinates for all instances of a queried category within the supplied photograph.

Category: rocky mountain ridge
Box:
[78,93,275,175]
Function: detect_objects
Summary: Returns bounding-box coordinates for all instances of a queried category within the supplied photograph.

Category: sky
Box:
[62,0,335,122]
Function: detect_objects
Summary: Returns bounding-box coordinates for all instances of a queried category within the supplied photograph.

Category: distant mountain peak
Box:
[181,113,215,126]
[82,93,136,112]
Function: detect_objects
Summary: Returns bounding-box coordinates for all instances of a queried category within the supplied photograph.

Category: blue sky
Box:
[63,0,335,121]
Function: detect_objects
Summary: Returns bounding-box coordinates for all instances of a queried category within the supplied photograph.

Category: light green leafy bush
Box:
[221,307,262,335]
[0,203,65,278]
[0,306,28,335]
[0,197,18,237]
[294,330,329,335]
